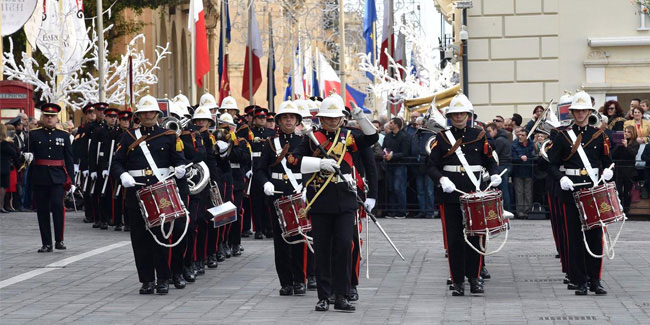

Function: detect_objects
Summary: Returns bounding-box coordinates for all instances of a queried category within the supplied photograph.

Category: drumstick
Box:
[595,163,615,187]
[163,162,194,181]
[483,168,508,192]
[573,182,591,187]
[134,182,146,186]
[454,189,470,196]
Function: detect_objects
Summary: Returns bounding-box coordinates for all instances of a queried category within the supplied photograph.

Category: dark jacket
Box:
[511,139,537,178]
[493,129,512,166]
[1,140,18,174]
[382,129,410,164]
[27,127,74,186]
[611,141,639,179]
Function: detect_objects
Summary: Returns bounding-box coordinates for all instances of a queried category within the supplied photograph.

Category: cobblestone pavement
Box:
[1,211,649,324]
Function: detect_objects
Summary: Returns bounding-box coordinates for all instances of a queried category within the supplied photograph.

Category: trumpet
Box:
[161,116,191,136]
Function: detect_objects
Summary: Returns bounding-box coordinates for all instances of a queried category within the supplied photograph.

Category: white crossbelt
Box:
[566,130,598,184]
[565,168,599,177]
[444,130,481,191]
[271,172,303,180]
[134,128,164,182]
[128,168,171,178]
[333,174,354,184]
[252,152,261,158]
[230,163,240,169]
[442,165,484,173]
[273,137,301,193]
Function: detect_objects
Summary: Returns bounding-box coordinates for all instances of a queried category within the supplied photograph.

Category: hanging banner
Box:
[23,0,44,47]
[1,0,39,36]
[35,0,89,73]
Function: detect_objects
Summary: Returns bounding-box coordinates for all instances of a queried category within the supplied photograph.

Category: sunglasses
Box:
[493,119,504,123]
[608,106,616,109]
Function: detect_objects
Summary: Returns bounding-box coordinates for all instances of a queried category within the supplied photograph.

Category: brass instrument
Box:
[161,116,190,136]
[404,84,461,111]
[186,161,210,195]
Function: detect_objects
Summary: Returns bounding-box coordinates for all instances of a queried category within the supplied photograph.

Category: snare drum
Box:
[274,193,311,239]
[573,182,625,230]
[136,179,188,229]
[460,190,506,236]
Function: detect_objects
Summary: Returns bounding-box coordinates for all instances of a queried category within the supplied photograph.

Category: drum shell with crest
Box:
[460,189,507,237]
[136,178,188,229]
[573,182,626,231]
[274,193,312,238]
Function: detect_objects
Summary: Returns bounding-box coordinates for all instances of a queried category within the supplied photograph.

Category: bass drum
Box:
[186,161,210,195]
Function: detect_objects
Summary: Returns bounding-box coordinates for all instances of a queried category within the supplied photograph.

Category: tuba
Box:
[421,96,449,155]
[161,116,191,136]
[186,161,210,195]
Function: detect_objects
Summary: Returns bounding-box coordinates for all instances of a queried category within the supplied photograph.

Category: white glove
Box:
[245,170,253,179]
[102,170,109,178]
[216,140,229,153]
[120,172,136,188]
[439,176,456,194]
[320,158,340,173]
[560,176,574,191]
[90,172,97,180]
[68,185,76,195]
[364,198,376,211]
[24,152,33,163]
[602,168,613,181]
[490,174,502,187]
[74,164,80,174]
[263,182,275,196]
[82,170,89,177]
[351,106,365,121]
[174,165,186,179]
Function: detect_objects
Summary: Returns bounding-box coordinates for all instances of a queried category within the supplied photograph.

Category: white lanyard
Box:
[444,130,481,191]
[134,128,164,182]
[566,129,598,184]
[274,137,301,193]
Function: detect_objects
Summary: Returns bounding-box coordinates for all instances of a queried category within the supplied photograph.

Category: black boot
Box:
[195,260,206,275]
[231,244,242,256]
[207,254,218,268]
[574,282,588,296]
[279,285,293,296]
[55,241,66,250]
[315,299,329,311]
[224,243,232,258]
[589,280,607,295]
[241,230,252,238]
[469,278,484,294]
[254,231,264,239]
[480,267,491,279]
[348,287,359,301]
[216,244,226,262]
[114,225,122,231]
[451,282,464,296]
[567,282,580,290]
[307,276,317,290]
[155,280,169,294]
[446,277,453,285]
[37,245,53,253]
[333,295,355,311]
[293,282,306,295]
[139,282,155,294]
[183,266,196,283]
[172,274,186,289]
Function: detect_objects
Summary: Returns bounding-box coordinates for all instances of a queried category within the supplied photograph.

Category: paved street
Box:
[1,211,650,324]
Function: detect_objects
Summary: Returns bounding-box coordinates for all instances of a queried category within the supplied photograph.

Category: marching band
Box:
[24,87,627,309]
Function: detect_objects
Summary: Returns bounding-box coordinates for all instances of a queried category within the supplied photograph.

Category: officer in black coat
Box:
[111,95,187,295]
[249,106,277,239]
[548,91,613,296]
[75,104,99,223]
[25,104,74,252]
[294,94,378,312]
[426,94,500,296]
[257,101,307,296]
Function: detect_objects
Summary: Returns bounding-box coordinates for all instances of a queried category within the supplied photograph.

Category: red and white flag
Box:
[189,0,210,88]
[318,53,355,105]
[242,1,263,100]
[394,31,406,78]
[379,0,394,70]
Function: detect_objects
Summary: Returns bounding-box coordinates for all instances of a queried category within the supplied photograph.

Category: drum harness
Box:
[565,129,623,259]
[133,128,190,248]
[444,129,509,256]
